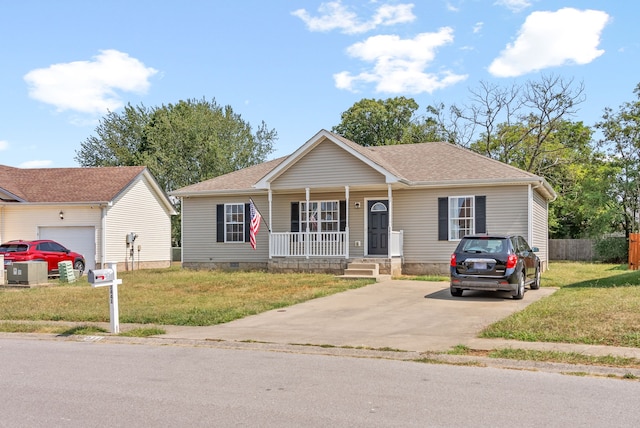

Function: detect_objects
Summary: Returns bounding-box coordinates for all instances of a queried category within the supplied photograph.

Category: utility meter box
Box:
[7,261,48,285]
[88,268,115,287]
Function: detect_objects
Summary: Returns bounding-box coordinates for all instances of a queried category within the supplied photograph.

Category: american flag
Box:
[249,200,262,250]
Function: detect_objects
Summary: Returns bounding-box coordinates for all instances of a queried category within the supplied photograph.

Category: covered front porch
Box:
[262,185,404,260]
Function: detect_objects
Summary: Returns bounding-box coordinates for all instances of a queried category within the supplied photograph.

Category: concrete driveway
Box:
[161,280,556,352]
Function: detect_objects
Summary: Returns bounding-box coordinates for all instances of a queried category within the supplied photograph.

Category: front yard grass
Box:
[0,267,373,327]
[480,262,640,348]
[2,262,639,352]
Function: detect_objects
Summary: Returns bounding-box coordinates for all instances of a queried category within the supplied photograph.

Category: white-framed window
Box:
[300,201,339,232]
[225,203,245,242]
[449,196,474,240]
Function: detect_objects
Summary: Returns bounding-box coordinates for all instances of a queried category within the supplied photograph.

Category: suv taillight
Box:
[506,254,518,269]
[450,254,456,267]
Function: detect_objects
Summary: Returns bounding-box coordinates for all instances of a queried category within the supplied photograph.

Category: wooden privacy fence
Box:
[630,233,640,270]
[549,239,594,261]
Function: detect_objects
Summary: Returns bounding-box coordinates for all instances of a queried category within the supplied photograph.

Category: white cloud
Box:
[0,140,8,151]
[473,22,483,34]
[494,0,532,13]
[24,49,158,115]
[19,160,53,168]
[488,8,610,77]
[292,1,415,34]
[334,29,468,94]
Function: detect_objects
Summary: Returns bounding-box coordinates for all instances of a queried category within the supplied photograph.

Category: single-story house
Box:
[171,129,556,276]
[0,165,176,271]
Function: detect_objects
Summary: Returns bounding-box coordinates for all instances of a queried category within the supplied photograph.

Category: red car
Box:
[1,240,85,276]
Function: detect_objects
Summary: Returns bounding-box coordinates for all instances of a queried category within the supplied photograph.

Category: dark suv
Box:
[449,234,540,300]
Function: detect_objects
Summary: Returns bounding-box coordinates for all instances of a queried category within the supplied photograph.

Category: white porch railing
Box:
[270,232,347,257]
[270,230,404,258]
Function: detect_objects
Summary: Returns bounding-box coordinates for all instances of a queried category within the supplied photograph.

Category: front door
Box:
[367,200,388,256]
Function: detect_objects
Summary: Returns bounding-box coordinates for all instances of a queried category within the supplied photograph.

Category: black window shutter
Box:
[216,204,225,242]
[244,203,250,242]
[475,196,486,234]
[339,200,346,231]
[438,197,448,241]
[291,202,299,232]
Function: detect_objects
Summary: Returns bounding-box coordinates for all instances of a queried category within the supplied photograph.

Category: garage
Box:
[39,226,96,271]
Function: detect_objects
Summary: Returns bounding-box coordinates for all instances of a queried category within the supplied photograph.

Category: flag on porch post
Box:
[249,199,262,250]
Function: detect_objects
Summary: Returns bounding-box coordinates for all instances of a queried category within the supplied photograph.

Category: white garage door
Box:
[39,227,96,270]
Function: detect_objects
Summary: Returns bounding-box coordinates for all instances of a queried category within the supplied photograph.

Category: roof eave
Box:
[408,177,557,200]
[171,189,266,198]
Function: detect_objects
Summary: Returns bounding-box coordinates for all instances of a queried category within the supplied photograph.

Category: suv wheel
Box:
[450,287,463,297]
[530,265,541,290]
[512,271,525,300]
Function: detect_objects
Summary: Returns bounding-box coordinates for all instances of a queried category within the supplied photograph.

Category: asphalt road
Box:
[1,337,639,427]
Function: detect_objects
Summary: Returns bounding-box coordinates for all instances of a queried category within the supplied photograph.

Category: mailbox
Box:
[88,268,115,287]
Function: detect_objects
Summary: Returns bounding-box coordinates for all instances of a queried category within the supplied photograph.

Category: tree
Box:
[333,97,417,146]
[76,98,276,192]
[596,83,640,237]
[76,98,277,245]
[433,74,587,175]
[549,158,623,238]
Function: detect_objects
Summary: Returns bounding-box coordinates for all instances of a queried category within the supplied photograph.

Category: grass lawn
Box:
[480,262,640,348]
[0,267,373,329]
[1,262,639,351]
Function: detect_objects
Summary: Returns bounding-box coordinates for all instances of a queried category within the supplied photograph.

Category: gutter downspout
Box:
[528,184,533,245]
[101,205,107,268]
[345,186,349,259]
[305,187,310,260]
[388,184,393,259]
[268,188,273,259]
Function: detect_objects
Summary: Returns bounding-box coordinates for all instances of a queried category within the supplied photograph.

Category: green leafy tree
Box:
[549,159,623,238]
[333,97,421,146]
[596,83,640,237]
[75,98,277,245]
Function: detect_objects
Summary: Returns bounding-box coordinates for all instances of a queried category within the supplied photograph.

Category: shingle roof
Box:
[171,130,555,199]
[171,157,287,194]
[0,165,147,203]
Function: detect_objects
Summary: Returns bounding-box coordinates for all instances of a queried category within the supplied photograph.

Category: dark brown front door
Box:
[367,200,388,256]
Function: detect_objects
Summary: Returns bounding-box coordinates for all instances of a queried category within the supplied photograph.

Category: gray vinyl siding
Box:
[182,194,270,262]
[393,185,530,264]
[180,184,544,269]
[532,189,549,268]
[271,140,385,190]
[105,177,173,265]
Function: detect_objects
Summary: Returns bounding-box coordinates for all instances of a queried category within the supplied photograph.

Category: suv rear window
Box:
[0,244,29,252]
[459,238,506,254]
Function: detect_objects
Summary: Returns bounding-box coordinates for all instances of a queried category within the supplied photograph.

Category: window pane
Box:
[449,196,475,240]
[225,203,244,242]
[300,200,339,233]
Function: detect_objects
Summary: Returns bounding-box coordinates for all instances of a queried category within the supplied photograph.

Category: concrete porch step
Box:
[336,262,386,282]
[345,263,379,275]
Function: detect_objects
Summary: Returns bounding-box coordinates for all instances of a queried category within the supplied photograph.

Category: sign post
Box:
[87,262,123,334]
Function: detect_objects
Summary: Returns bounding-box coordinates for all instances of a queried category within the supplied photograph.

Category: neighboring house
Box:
[0,165,176,271]
[171,129,556,276]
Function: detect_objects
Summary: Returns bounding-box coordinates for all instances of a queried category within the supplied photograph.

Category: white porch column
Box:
[345,185,350,259]
[387,184,393,259]
[305,187,310,259]
[268,188,273,259]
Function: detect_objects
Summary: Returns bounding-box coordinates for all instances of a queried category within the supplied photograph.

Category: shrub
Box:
[594,237,628,263]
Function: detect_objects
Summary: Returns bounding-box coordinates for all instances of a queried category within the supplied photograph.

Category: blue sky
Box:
[0,0,636,169]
